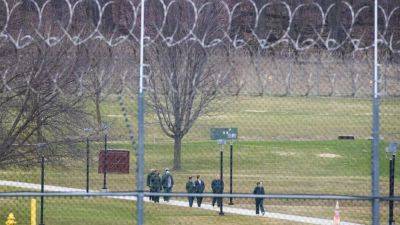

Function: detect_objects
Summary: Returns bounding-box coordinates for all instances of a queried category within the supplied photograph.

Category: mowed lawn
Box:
[1,140,399,224]
[0,189,300,225]
[2,140,399,195]
[1,96,399,224]
[103,96,400,142]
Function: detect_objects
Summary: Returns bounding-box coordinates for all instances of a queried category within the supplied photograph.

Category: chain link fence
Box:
[0,0,399,224]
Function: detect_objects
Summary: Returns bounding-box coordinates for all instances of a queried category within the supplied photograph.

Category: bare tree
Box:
[145,0,230,170]
[147,41,228,170]
[344,57,362,97]
[251,49,269,96]
[77,42,115,129]
[304,72,314,97]
[284,56,294,96]
[327,73,337,96]
[0,41,87,166]
[227,49,246,97]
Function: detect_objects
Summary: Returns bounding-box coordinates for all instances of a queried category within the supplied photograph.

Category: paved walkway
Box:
[0,180,362,225]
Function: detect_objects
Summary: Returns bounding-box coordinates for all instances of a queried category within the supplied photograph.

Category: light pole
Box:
[229,141,234,205]
[37,143,46,225]
[227,129,237,205]
[102,124,109,192]
[218,139,225,216]
[210,128,238,213]
[386,142,398,225]
[84,128,92,193]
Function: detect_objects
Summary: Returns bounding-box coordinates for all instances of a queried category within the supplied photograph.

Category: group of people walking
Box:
[147,168,266,215]
[185,175,206,207]
[146,168,174,203]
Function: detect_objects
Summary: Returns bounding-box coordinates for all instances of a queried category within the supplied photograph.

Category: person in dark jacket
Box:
[253,181,265,215]
[186,176,196,207]
[150,170,162,203]
[194,175,205,207]
[211,175,224,207]
[161,168,174,202]
[146,169,155,201]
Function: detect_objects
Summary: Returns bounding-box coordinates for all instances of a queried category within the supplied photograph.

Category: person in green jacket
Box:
[186,176,196,207]
[150,170,162,203]
[146,169,155,201]
[211,175,224,207]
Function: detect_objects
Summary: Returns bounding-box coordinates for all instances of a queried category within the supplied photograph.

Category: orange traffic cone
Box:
[333,201,340,225]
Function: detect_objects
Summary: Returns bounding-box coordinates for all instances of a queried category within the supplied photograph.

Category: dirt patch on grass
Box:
[273,151,296,156]
[107,114,123,117]
[318,153,342,158]
[244,109,268,113]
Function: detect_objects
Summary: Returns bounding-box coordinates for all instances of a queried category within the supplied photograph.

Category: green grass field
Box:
[103,96,400,142]
[2,140,398,195]
[1,96,399,224]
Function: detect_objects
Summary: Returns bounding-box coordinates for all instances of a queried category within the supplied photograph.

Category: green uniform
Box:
[147,171,155,187]
[147,171,155,201]
[186,181,196,207]
[150,174,162,203]
[211,179,224,207]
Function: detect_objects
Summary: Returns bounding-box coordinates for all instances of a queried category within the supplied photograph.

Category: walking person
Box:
[194,175,205,207]
[147,169,155,201]
[211,175,224,207]
[161,168,174,202]
[186,176,196,207]
[150,170,162,203]
[253,181,265,215]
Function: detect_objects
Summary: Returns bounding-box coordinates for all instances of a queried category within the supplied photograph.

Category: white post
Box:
[374,0,379,99]
[139,0,145,94]
[371,0,380,224]
[136,0,146,225]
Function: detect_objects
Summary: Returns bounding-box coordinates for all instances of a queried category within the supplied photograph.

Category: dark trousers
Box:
[196,196,203,207]
[163,187,172,201]
[188,196,194,207]
[212,196,222,207]
[255,199,265,214]
[149,187,154,201]
[152,188,160,203]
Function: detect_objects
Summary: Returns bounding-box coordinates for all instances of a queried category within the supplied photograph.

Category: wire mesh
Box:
[0,0,400,224]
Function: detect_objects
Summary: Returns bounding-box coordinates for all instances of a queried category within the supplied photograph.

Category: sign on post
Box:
[210,128,238,140]
[98,149,130,174]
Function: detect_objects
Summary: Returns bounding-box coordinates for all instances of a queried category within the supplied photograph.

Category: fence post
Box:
[136,0,146,224]
[371,0,381,224]
[31,199,37,225]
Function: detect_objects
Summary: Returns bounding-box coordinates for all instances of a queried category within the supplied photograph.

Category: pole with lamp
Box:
[227,128,238,205]
[101,123,109,192]
[210,128,238,215]
[387,142,398,225]
[218,139,226,216]
[229,140,233,205]
[37,143,46,225]
[84,128,93,193]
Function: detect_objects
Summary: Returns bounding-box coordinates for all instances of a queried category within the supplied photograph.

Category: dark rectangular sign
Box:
[98,150,130,174]
[210,128,238,140]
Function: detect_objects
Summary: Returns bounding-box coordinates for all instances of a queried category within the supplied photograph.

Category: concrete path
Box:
[0,180,362,225]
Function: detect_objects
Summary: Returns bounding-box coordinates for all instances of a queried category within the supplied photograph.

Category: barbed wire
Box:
[1,0,399,124]
[0,0,399,52]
